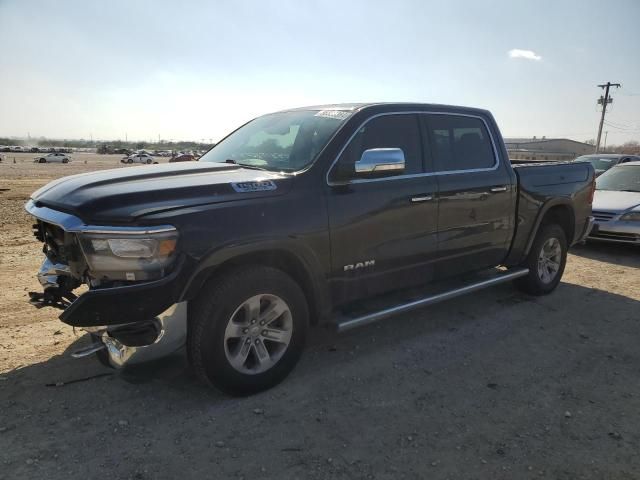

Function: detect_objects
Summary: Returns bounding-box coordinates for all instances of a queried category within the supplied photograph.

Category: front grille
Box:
[34,220,74,264]
[592,211,617,222]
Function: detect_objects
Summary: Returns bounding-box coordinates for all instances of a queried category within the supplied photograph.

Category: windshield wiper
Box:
[224,159,271,172]
[224,158,294,175]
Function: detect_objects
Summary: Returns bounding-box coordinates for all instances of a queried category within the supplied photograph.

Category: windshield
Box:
[199,110,351,172]
[596,165,640,192]
[575,155,618,171]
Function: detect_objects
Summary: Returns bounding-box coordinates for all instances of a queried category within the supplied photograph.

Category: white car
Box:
[121,153,155,164]
[35,152,71,163]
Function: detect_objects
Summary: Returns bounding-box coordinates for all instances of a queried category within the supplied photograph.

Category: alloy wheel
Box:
[537,237,562,284]
[223,294,293,375]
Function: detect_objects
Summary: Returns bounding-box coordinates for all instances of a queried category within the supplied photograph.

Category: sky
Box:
[1,0,639,144]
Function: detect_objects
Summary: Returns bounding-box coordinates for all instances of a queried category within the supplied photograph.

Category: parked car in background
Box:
[575,154,640,177]
[169,153,197,162]
[121,153,155,164]
[34,152,71,163]
[588,161,640,245]
[154,150,173,157]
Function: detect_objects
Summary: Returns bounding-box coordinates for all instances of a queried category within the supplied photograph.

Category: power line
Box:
[606,118,640,129]
[604,118,634,128]
[603,119,640,132]
[595,82,621,153]
[618,86,640,97]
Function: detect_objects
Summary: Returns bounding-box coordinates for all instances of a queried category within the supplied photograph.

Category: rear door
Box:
[423,113,515,275]
[326,113,439,304]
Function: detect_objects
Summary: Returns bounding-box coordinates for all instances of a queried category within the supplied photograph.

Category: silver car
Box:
[575,153,640,177]
[589,161,640,245]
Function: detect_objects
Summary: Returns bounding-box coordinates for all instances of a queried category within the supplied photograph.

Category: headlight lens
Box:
[620,212,640,222]
[78,228,178,281]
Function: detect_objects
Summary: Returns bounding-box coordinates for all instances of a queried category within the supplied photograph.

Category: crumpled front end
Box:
[25,200,189,367]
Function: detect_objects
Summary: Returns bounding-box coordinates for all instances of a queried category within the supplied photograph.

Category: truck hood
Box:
[31,162,292,223]
[592,190,640,214]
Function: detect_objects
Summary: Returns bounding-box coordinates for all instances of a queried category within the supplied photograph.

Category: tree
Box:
[620,141,640,155]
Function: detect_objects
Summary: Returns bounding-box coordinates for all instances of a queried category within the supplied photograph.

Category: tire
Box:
[39,158,46,163]
[514,223,567,296]
[188,266,309,396]
[62,158,69,164]
[146,159,152,164]
[127,159,133,164]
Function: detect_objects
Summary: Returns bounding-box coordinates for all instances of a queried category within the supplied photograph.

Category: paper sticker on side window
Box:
[314,110,352,121]
[231,180,277,193]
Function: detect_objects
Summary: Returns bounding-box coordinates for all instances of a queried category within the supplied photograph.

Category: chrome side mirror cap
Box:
[355,148,405,174]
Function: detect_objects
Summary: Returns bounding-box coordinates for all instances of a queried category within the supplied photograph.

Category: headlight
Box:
[77,227,178,282]
[620,212,640,222]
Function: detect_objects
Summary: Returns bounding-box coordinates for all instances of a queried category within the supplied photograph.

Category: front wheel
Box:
[39,158,46,163]
[188,266,308,395]
[514,223,567,295]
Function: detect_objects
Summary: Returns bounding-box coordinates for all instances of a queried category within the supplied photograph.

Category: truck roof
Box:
[276,102,491,116]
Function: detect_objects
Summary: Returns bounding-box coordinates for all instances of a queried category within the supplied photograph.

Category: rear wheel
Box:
[514,223,567,295]
[39,158,46,163]
[188,266,308,395]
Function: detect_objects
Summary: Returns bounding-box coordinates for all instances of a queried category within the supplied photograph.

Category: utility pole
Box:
[595,82,621,153]
[603,131,608,151]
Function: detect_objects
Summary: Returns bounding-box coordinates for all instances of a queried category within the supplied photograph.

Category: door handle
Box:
[490,186,508,193]
[411,195,433,203]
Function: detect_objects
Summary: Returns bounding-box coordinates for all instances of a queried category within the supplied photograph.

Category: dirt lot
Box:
[1,155,639,479]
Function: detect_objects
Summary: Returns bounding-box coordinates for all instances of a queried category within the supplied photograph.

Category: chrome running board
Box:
[334,268,529,333]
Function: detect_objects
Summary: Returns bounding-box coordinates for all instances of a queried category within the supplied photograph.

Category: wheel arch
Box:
[524,200,575,256]
[181,244,330,325]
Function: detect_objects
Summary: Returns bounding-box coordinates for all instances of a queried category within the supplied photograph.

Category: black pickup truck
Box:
[25,103,595,394]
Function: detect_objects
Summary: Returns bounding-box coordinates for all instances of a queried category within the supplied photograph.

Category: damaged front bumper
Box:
[80,302,188,368]
[26,201,192,367]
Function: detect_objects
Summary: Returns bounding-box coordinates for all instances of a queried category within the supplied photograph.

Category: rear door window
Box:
[425,115,496,171]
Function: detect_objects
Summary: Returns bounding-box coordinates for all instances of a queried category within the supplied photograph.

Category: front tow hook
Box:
[71,342,106,359]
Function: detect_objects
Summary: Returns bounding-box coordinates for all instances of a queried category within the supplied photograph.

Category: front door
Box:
[326,113,439,305]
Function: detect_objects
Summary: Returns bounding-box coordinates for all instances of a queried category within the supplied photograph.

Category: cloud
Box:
[508,49,542,61]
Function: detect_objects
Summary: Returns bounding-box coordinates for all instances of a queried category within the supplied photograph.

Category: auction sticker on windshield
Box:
[314,110,352,120]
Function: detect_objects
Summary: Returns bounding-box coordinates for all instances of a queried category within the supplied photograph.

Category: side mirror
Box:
[355,148,405,175]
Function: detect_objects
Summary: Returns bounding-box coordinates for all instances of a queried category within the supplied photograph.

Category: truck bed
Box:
[505,160,594,266]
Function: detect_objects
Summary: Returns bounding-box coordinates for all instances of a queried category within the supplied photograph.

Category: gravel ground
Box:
[1,156,639,479]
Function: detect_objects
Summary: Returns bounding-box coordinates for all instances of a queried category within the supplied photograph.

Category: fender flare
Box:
[523,197,575,255]
[179,238,332,322]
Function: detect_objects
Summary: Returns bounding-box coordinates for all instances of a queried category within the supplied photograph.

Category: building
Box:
[505,137,594,161]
